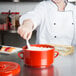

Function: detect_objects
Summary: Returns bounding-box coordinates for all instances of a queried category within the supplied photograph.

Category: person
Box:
[17,0,76,46]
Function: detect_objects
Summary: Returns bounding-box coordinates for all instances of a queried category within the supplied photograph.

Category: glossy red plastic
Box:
[0,61,20,76]
[18,44,59,68]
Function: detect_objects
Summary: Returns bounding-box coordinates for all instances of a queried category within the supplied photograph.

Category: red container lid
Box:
[0,61,20,76]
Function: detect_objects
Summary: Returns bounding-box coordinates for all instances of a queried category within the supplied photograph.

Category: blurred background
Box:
[0,0,76,47]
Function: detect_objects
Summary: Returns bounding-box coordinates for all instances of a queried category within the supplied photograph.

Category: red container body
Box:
[18,44,59,68]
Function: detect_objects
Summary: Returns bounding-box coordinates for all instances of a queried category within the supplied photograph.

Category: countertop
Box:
[0,47,76,76]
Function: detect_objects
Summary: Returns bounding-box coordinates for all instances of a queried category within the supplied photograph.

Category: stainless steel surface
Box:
[0,47,76,76]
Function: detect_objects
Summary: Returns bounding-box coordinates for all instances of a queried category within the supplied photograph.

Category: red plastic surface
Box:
[0,61,20,76]
[18,44,59,68]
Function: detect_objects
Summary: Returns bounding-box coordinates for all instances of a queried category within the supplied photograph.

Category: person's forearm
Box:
[22,19,34,30]
[17,19,34,40]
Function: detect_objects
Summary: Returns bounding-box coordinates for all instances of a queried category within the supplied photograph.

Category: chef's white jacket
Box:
[20,1,76,46]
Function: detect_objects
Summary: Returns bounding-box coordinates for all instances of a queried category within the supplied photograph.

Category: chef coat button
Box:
[54,36,56,38]
[54,23,56,25]
[72,23,74,25]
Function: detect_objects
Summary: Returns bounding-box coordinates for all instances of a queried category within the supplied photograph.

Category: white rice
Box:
[27,46,53,51]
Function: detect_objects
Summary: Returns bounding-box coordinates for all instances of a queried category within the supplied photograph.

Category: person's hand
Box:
[17,19,34,40]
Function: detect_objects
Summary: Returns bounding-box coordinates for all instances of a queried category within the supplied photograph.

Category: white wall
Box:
[0,2,38,15]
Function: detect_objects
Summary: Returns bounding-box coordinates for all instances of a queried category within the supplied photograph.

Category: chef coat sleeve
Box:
[19,1,45,30]
[72,6,76,46]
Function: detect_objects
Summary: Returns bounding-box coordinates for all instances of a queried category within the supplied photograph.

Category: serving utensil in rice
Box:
[26,40,31,49]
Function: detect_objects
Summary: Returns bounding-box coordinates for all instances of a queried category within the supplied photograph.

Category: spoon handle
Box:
[26,40,31,49]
